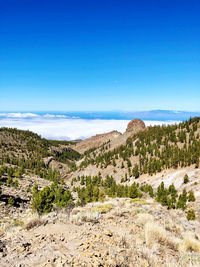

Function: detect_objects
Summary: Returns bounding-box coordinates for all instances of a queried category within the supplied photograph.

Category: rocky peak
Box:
[126,119,146,133]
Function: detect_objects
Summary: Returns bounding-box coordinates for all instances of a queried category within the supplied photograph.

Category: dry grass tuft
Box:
[13,219,24,227]
[111,207,130,217]
[179,233,200,253]
[145,222,178,250]
[130,198,147,205]
[135,213,154,227]
[119,234,129,248]
[145,222,167,248]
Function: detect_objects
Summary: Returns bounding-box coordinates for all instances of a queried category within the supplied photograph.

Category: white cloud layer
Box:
[43,114,68,118]
[0,113,39,118]
[0,116,180,140]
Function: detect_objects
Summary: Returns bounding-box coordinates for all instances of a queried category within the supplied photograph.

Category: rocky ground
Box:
[1,196,200,266]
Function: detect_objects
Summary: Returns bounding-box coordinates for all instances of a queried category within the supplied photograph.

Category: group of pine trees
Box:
[71,173,196,220]
[74,174,143,206]
[79,117,200,178]
[0,161,61,183]
[156,181,195,210]
[31,183,73,214]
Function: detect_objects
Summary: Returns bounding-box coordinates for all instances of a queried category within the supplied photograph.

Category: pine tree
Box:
[176,189,187,210]
[133,164,139,178]
[183,174,189,184]
[129,183,142,199]
[92,186,100,202]
[188,190,195,202]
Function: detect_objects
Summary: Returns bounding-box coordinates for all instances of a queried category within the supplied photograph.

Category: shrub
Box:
[91,204,113,214]
[32,186,54,214]
[187,209,196,221]
[7,176,13,187]
[130,198,147,205]
[54,187,73,207]
[129,183,142,199]
[13,179,19,188]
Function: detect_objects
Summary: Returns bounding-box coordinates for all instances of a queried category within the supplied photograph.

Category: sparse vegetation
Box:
[187,209,196,220]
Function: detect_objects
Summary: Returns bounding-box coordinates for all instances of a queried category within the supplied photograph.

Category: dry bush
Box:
[139,247,166,267]
[70,211,100,225]
[25,218,46,230]
[145,222,178,250]
[135,213,154,227]
[111,207,130,217]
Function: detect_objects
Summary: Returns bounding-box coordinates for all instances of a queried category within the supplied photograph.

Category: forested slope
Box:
[78,117,200,178]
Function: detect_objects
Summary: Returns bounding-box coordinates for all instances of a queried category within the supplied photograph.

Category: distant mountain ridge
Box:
[0,110,200,121]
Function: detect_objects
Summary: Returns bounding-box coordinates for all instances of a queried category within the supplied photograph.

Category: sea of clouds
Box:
[0,113,180,140]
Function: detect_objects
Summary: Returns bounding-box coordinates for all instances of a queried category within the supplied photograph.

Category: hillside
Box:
[0,118,200,266]
[71,117,200,183]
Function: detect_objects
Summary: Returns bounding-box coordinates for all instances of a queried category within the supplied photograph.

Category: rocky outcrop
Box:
[126,119,146,133]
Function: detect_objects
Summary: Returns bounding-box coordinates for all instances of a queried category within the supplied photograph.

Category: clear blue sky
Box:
[0,0,199,111]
